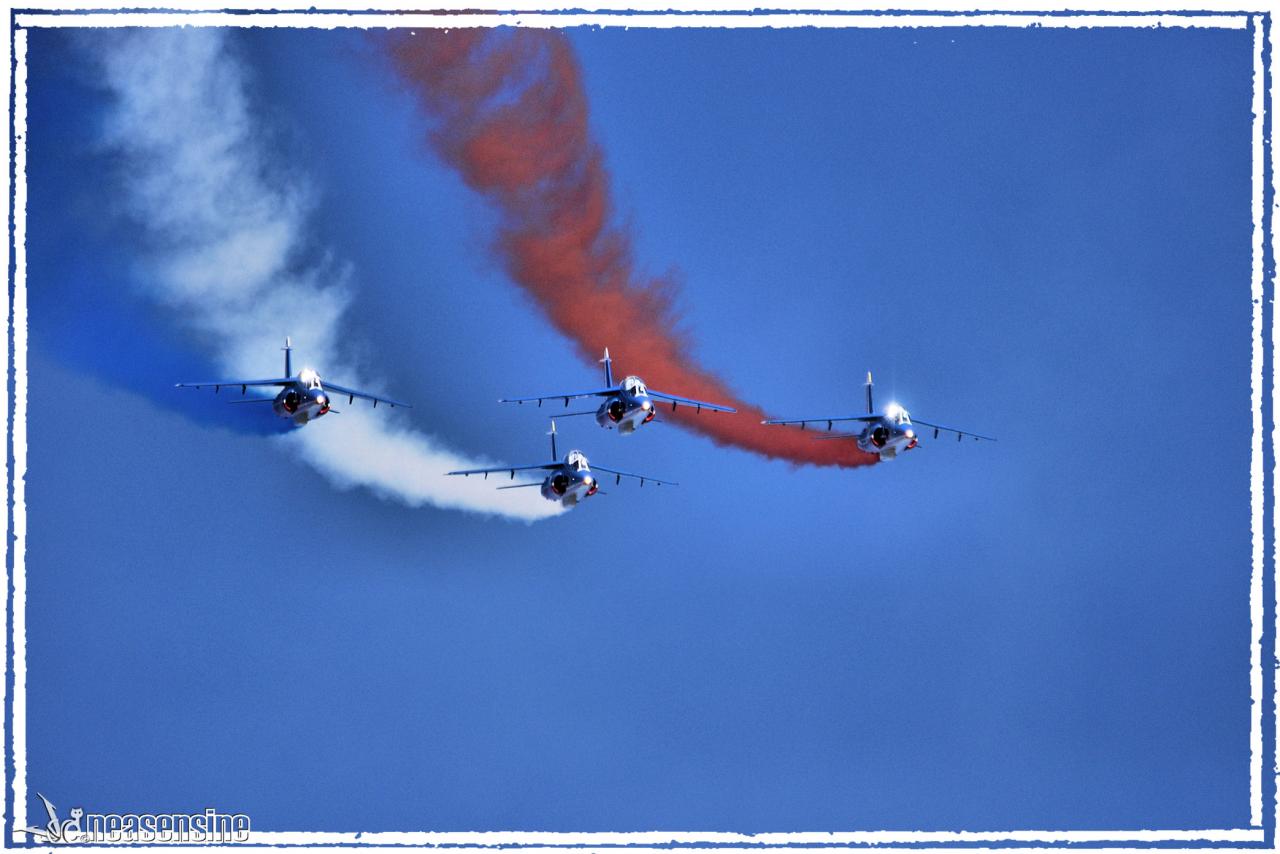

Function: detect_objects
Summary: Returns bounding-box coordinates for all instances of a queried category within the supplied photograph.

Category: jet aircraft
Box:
[176,338,410,425]
[500,348,736,434]
[762,372,995,460]
[446,420,676,507]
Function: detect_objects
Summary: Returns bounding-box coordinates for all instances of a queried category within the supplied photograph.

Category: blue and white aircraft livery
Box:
[500,348,736,435]
[176,338,411,425]
[763,372,996,461]
[446,420,676,508]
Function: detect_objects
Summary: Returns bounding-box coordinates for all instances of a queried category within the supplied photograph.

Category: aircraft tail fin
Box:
[549,418,558,460]
[865,371,874,414]
[283,337,293,377]
[600,347,613,387]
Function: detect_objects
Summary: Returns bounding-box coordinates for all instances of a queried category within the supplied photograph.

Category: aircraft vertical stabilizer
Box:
[600,348,614,387]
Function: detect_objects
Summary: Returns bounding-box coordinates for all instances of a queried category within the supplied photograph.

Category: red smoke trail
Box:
[385,29,876,468]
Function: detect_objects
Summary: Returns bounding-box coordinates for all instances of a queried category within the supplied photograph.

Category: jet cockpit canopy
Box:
[621,376,648,397]
[298,368,323,390]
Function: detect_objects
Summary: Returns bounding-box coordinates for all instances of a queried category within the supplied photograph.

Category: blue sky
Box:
[22,21,1256,832]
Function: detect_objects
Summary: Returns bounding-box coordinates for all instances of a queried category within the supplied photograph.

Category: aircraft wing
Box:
[910,418,997,442]
[589,465,678,487]
[321,382,411,409]
[762,414,881,428]
[645,390,736,413]
[446,462,561,478]
[175,378,292,391]
[500,388,619,407]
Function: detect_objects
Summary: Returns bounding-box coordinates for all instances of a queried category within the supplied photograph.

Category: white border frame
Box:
[4,5,1271,848]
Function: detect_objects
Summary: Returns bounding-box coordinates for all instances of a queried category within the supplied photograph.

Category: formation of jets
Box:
[178,341,994,510]
[451,348,733,507]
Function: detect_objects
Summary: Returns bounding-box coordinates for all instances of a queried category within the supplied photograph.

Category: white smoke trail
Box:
[89,27,562,521]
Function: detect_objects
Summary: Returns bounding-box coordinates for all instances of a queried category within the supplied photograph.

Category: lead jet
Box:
[446,420,676,508]
[762,371,995,461]
[500,348,736,434]
[176,338,410,425]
